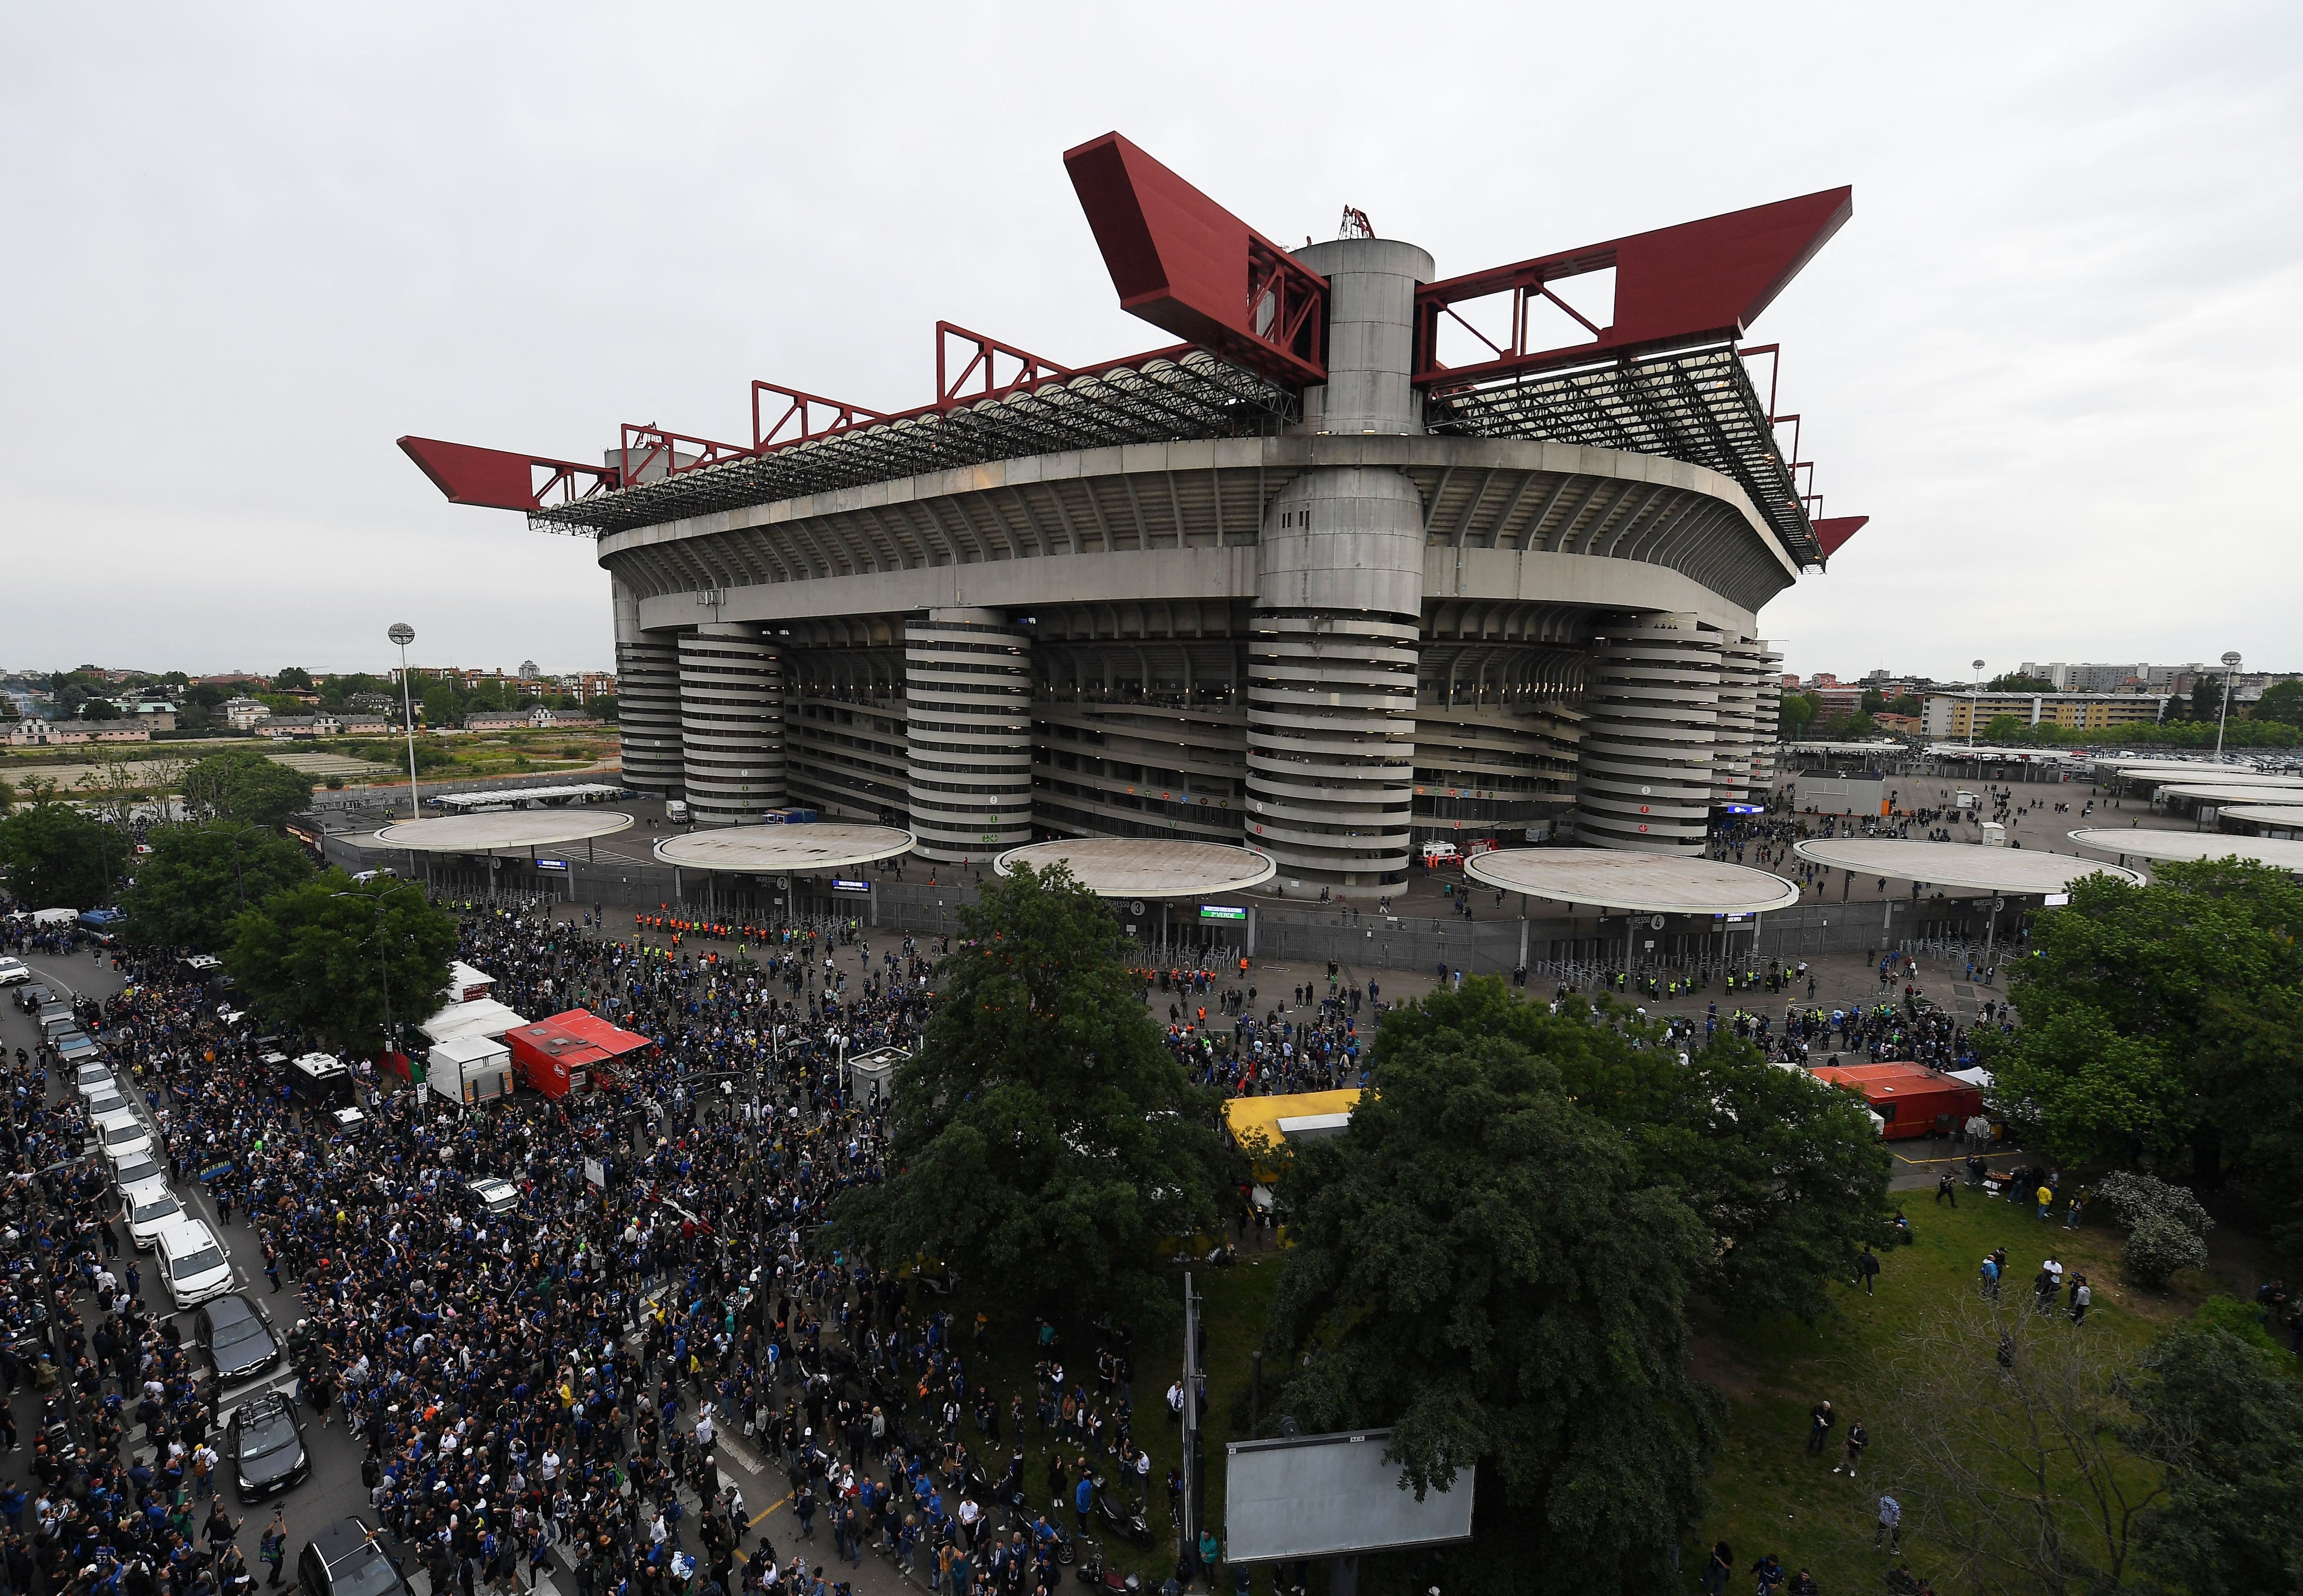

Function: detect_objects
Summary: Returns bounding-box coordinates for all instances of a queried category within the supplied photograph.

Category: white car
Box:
[84,1087,132,1122]
[74,1065,119,1102]
[156,1219,234,1309]
[0,958,29,988]
[122,1180,185,1251]
[94,1111,155,1169]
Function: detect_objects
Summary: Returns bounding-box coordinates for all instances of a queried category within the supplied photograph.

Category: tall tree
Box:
[121,823,312,951]
[1371,982,1889,1321]
[1878,1294,2157,1593]
[181,748,316,828]
[1264,1010,1723,1596]
[2129,1321,2303,1594]
[829,863,1227,1318]
[222,871,456,1054]
[0,800,122,908]
[1983,859,2303,1231]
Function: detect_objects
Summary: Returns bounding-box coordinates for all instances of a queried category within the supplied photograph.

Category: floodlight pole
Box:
[391,623,421,820]
[2215,650,2241,760]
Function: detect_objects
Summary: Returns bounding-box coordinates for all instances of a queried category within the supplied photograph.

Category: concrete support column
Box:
[1245,237,1432,890]
[1573,616,1723,854]
[679,625,785,824]
[614,579,684,795]
[905,608,1032,863]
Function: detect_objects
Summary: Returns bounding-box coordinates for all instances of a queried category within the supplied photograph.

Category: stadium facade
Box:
[401,134,1867,884]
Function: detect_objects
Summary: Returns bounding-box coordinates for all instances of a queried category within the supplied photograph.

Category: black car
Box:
[196,1294,281,1384]
[298,1518,404,1596]
[14,983,51,1014]
[227,1391,309,1501]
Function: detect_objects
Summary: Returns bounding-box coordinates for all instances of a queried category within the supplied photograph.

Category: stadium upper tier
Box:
[399,133,1865,882]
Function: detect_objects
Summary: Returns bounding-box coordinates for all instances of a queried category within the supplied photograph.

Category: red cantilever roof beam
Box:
[1413,187,1853,392]
[396,436,621,513]
[1064,132,1328,388]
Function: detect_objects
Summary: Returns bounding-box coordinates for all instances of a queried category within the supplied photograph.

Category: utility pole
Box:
[1181,1271,1204,1583]
[2215,650,2242,761]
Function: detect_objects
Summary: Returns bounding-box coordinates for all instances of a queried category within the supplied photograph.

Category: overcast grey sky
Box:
[4,2,2297,684]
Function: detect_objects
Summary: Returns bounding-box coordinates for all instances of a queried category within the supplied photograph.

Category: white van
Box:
[94,1110,154,1168]
[122,1180,186,1251]
[156,1219,234,1309]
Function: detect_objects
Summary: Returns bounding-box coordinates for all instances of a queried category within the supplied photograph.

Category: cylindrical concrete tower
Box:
[678,625,785,823]
[1573,617,1723,854]
[906,608,1033,863]
[1751,647,1784,794]
[1712,636,1766,806]
[1245,238,1433,889]
[612,578,684,795]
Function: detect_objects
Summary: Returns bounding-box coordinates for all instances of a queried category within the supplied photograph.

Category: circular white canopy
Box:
[2065,828,2303,871]
[1463,848,1800,914]
[993,838,1275,900]
[1791,837,2143,891]
[2218,804,2303,828]
[374,811,635,853]
[2153,782,2303,805]
[652,824,914,874]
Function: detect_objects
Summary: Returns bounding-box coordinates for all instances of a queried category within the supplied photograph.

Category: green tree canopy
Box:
[1357,982,1889,1320]
[272,666,315,692]
[2252,678,2303,724]
[182,748,316,828]
[2129,1321,2303,1594]
[1984,859,2303,1243]
[1987,672,2058,692]
[222,871,456,1054]
[121,823,312,951]
[829,863,1228,1318]
[1264,996,1728,1596]
[1779,691,1819,735]
[1983,712,2030,742]
[0,801,122,908]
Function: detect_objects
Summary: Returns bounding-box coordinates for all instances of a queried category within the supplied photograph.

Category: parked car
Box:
[226,1391,310,1501]
[72,1064,117,1100]
[0,957,29,988]
[156,1220,233,1309]
[84,1086,132,1121]
[195,1293,281,1384]
[296,1518,403,1596]
[463,1176,520,1220]
[122,1180,186,1250]
[14,982,53,1013]
[93,1110,154,1167]
[109,1150,165,1192]
[54,1035,103,1068]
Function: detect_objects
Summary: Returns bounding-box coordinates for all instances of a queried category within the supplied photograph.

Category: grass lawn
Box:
[1686,1186,2260,1590]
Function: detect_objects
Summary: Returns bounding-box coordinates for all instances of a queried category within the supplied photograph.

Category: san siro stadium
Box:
[401,134,1866,886]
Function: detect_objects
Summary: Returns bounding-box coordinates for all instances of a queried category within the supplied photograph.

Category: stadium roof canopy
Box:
[399,135,1858,570]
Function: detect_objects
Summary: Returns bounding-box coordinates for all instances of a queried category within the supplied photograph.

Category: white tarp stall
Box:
[420,997,528,1046]
[1225,1429,1474,1565]
[427,1033,514,1107]
[445,961,497,1004]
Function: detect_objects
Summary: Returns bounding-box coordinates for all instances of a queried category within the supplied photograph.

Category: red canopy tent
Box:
[505,1008,653,1099]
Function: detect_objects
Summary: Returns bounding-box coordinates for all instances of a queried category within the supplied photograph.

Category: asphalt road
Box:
[0,947,970,1596]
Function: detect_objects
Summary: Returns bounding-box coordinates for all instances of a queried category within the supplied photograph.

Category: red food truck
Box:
[506,1009,654,1099]
[1810,1061,1984,1140]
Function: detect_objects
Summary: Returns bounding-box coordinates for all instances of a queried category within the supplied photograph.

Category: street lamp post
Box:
[1968,659,1986,750]
[2215,650,2242,761]
[390,623,421,820]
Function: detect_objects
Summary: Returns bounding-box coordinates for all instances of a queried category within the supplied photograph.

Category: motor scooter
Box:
[1090,1476,1155,1550]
